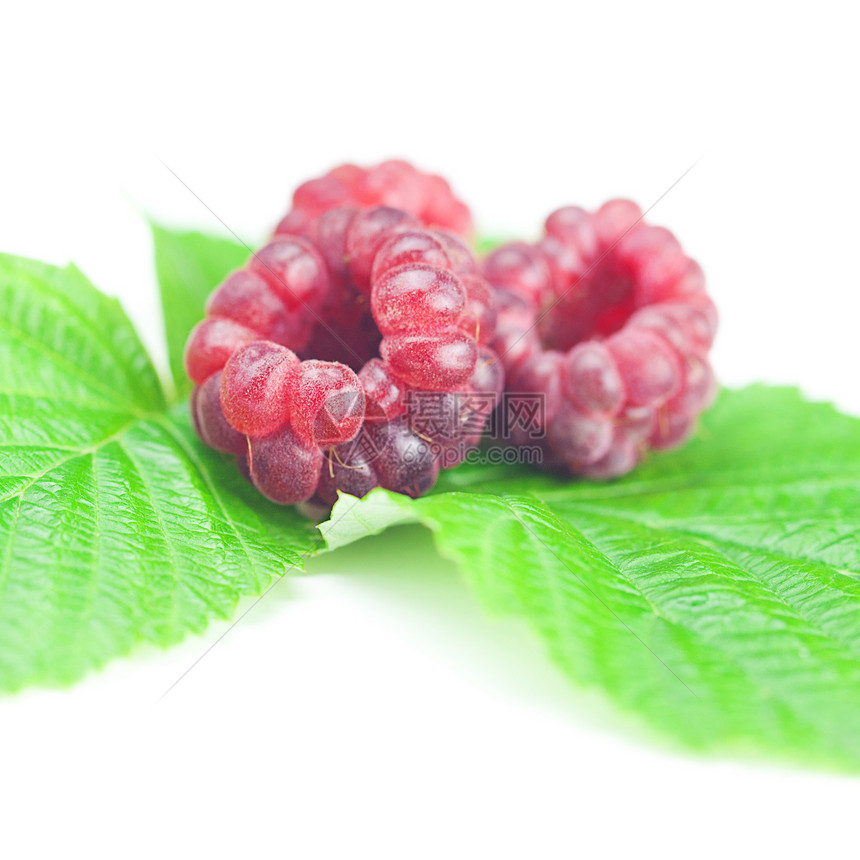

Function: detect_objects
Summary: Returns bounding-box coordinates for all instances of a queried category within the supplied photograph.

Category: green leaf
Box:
[150,225,248,399]
[472,235,509,257]
[0,254,318,693]
[322,387,860,769]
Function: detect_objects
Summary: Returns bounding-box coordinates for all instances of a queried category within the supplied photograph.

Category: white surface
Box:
[1,0,859,856]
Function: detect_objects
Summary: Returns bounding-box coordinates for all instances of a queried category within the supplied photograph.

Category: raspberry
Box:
[188,166,501,507]
[483,200,717,478]
[279,159,473,237]
[219,341,299,436]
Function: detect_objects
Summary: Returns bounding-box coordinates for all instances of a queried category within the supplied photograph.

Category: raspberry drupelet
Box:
[484,200,717,478]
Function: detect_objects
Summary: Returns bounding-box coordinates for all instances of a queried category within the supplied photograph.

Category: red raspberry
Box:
[483,200,717,478]
[278,159,473,237]
[187,175,500,507]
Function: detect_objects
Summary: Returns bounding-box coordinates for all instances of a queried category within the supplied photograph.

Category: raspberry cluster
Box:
[186,164,501,505]
[485,200,717,478]
[275,159,472,240]
[185,160,718,506]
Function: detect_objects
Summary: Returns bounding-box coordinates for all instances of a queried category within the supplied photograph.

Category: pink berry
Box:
[485,199,717,478]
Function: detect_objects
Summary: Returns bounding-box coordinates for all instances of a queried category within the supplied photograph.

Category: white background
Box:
[1,1,859,857]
